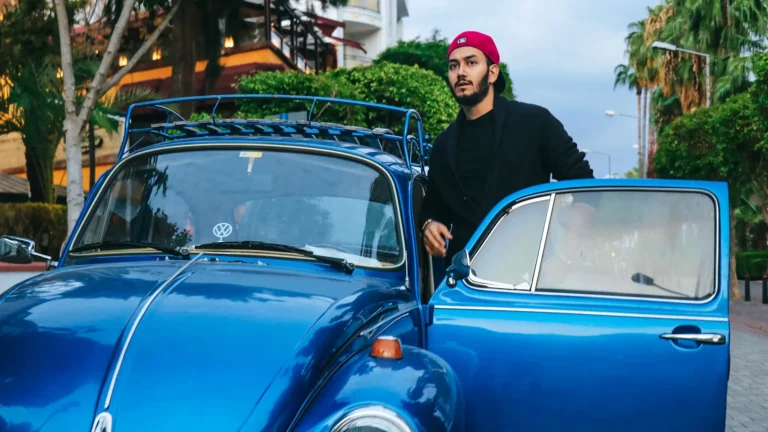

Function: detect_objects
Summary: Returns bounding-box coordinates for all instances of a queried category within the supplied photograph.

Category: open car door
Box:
[427,179,730,432]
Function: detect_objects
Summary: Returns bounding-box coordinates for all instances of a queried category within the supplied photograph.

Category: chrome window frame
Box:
[464,187,721,305]
[66,142,409,271]
[466,195,552,291]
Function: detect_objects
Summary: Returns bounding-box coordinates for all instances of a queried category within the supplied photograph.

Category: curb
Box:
[0,262,47,272]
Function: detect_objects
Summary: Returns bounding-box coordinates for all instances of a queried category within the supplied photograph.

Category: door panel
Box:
[428,180,730,432]
[430,304,729,431]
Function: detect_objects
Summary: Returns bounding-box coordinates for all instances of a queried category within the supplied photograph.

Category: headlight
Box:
[331,405,412,432]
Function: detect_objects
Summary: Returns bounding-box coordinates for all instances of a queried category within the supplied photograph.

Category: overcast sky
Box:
[402,0,665,178]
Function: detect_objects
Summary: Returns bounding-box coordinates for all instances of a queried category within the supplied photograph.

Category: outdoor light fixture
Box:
[651,40,710,107]
[152,47,162,61]
[224,36,234,48]
[119,55,128,66]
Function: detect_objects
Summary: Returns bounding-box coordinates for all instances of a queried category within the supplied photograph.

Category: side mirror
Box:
[0,235,54,267]
[445,249,470,288]
[0,236,33,264]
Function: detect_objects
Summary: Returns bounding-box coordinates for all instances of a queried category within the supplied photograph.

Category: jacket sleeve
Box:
[540,109,595,181]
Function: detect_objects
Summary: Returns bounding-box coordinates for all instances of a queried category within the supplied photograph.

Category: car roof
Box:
[125,135,421,182]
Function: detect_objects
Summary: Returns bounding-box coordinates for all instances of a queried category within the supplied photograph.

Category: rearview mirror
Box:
[446,249,470,288]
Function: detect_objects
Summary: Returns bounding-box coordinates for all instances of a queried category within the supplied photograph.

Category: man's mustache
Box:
[455,80,472,88]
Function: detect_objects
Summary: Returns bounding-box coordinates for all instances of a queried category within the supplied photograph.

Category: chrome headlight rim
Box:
[331,404,412,432]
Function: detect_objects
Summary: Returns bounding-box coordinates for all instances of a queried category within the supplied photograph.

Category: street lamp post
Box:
[651,41,710,107]
[583,149,611,178]
[605,109,642,177]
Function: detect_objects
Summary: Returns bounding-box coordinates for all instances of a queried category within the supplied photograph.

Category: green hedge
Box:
[0,203,67,260]
[736,250,768,278]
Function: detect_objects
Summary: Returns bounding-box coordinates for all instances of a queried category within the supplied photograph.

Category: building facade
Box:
[297,0,409,68]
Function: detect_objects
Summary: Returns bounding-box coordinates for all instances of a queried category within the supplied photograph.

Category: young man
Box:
[420,30,595,262]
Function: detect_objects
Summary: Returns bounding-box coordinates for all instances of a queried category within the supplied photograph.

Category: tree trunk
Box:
[23,137,57,203]
[637,89,643,178]
[171,0,198,118]
[64,116,85,232]
[730,208,741,299]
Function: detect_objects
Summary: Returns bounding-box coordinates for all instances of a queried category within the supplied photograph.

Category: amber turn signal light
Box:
[370,336,403,360]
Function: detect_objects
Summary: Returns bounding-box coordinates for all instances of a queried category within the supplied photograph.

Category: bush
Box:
[0,203,67,259]
[235,62,458,140]
[736,250,768,277]
[235,70,364,125]
[329,62,458,138]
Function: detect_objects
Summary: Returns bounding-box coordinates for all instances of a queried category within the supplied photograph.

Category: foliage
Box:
[624,167,639,178]
[375,29,516,100]
[0,0,159,204]
[735,251,768,277]
[0,203,67,259]
[235,70,364,124]
[654,92,765,193]
[617,0,768,140]
[329,62,457,138]
[0,0,78,203]
[236,62,458,139]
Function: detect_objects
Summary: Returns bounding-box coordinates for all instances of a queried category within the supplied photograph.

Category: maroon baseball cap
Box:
[447,31,506,94]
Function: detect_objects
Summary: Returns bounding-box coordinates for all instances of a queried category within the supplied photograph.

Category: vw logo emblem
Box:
[212,222,233,241]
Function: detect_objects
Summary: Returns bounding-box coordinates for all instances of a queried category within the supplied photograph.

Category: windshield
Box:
[71,148,403,268]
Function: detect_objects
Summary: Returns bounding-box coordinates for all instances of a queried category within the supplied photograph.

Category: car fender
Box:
[291,344,465,432]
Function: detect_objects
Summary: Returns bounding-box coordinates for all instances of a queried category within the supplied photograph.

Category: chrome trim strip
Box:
[434,304,729,322]
[464,187,721,305]
[466,195,552,290]
[90,412,113,432]
[530,194,555,292]
[104,252,203,409]
[66,142,408,271]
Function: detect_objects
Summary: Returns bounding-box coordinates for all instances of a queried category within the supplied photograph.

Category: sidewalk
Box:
[731,280,768,337]
[727,281,768,431]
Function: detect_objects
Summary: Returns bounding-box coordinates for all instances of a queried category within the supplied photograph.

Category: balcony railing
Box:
[271,28,315,73]
[347,0,379,13]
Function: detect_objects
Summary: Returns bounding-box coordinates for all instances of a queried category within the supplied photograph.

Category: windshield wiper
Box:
[69,240,191,260]
[193,241,355,274]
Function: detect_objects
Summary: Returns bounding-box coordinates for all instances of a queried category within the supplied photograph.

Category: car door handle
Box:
[659,333,726,345]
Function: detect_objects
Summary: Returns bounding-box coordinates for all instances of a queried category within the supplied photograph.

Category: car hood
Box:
[0,258,408,431]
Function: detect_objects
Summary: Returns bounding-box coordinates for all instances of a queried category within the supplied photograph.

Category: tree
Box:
[0,0,66,203]
[53,0,182,233]
[375,28,516,101]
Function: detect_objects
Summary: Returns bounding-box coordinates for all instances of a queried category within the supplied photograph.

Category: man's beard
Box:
[452,68,491,107]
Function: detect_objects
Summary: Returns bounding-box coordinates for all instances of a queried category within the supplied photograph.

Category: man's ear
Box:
[489,64,500,86]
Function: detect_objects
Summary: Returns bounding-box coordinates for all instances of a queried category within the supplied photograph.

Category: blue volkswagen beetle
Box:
[0,95,730,432]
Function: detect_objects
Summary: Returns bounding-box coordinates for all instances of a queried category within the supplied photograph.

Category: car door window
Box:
[469,197,551,289]
[536,190,717,300]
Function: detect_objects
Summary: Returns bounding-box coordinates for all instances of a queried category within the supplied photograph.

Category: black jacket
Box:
[420,95,594,261]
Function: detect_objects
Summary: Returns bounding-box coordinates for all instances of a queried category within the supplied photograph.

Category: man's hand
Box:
[423,221,453,257]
